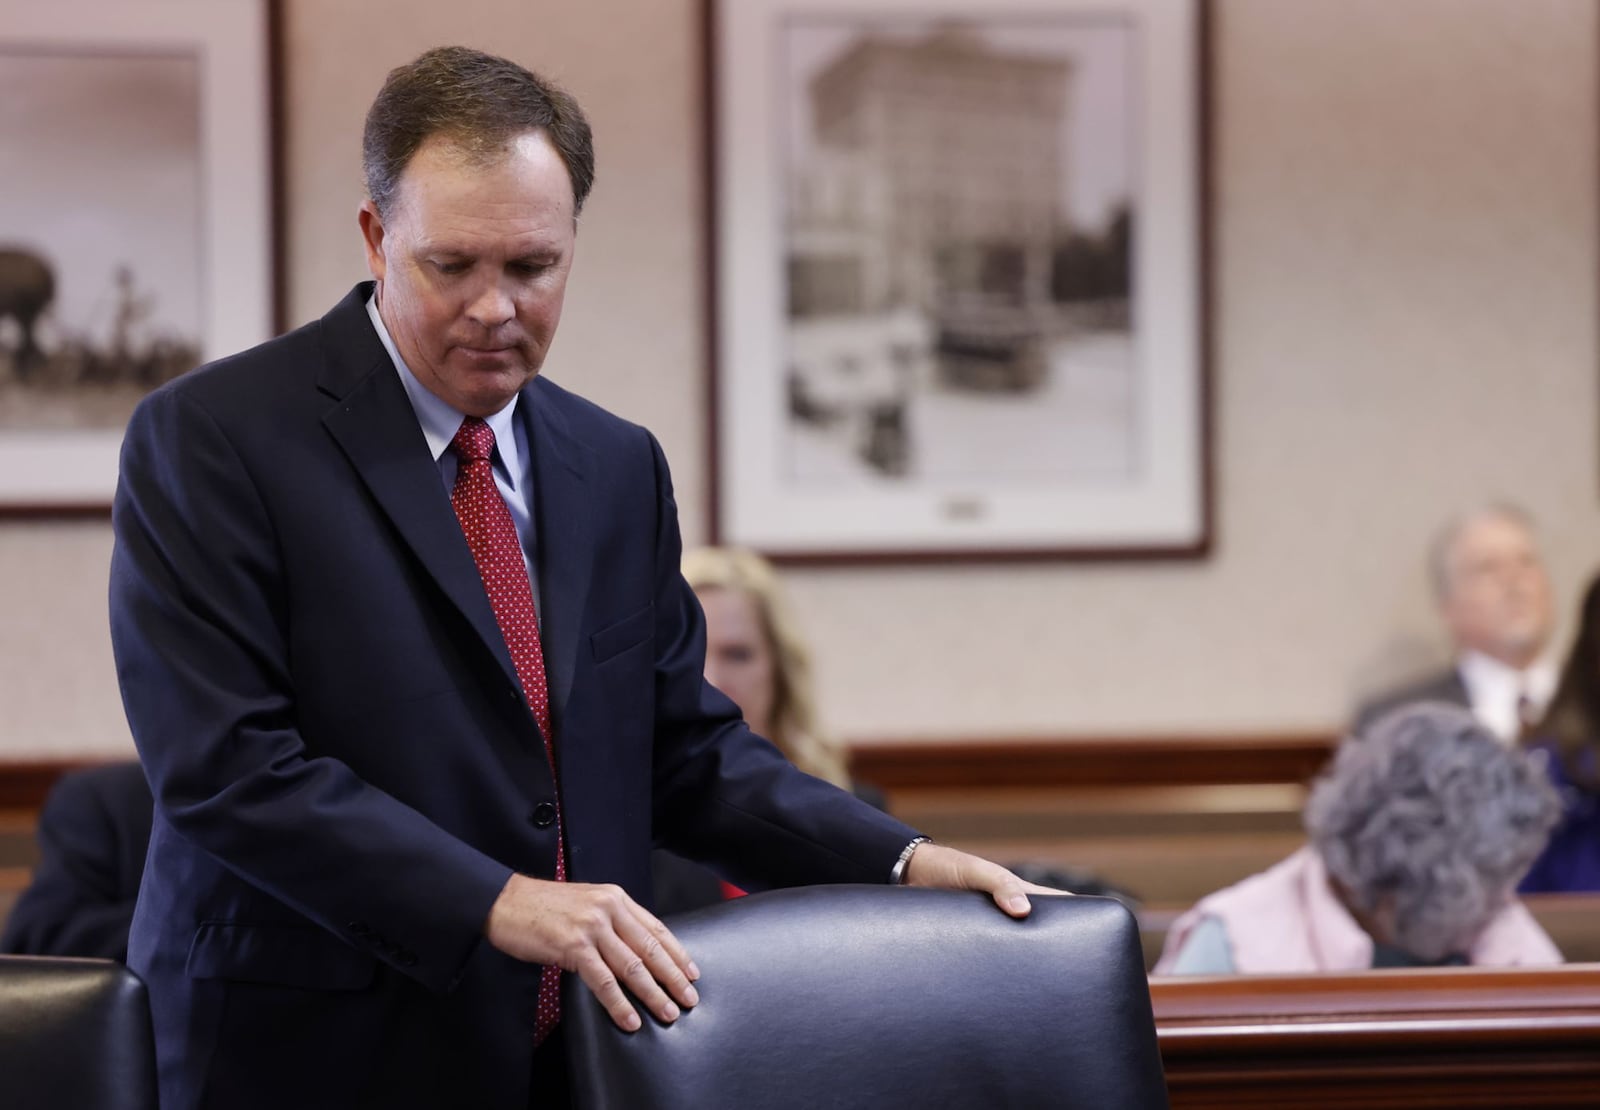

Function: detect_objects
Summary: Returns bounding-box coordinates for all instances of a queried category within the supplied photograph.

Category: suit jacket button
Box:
[348,921,372,937]
[396,950,419,967]
[530,802,558,828]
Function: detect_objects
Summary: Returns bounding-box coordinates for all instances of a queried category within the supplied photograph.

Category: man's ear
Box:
[357,199,387,282]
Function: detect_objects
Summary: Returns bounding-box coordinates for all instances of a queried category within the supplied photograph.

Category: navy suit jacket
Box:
[109,284,916,1110]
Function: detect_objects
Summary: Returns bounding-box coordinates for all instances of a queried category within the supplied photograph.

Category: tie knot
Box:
[451,417,495,464]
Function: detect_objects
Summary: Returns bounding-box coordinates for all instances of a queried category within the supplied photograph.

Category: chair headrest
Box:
[0,956,159,1110]
[567,885,1169,1110]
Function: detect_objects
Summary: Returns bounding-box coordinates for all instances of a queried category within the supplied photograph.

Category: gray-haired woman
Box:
[1155,703,1562,974]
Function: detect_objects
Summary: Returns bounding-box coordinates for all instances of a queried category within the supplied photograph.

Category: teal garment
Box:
[1163,914,1234,975]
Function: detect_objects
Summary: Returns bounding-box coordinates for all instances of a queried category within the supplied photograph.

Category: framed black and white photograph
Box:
[707,0,1208,560]
[0,0,278,513]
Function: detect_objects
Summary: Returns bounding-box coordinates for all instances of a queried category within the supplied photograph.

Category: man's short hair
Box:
[363,45,596,218]
[1426,502,1536,602]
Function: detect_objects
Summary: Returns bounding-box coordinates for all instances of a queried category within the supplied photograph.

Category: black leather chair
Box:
[567,886,1169,1109]
[0,956,159,1110]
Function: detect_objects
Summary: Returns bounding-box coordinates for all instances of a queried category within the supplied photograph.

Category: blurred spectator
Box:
[1355,504,1556,745]
[1519,570,1600,892]
[653,547,879,915]
[0,761,151,961]
[1154,704,1561,975]
[683,546,858,791]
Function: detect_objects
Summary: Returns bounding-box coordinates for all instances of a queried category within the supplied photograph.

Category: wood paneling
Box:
[0,734,1341,811]
[0,760,94,812]
[850,733,1338,790]
[0,866,28,938]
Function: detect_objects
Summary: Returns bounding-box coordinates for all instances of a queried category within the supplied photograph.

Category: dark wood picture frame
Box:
[703,0,1212,563]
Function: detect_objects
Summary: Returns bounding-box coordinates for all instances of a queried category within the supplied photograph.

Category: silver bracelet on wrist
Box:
[890,836,932,885]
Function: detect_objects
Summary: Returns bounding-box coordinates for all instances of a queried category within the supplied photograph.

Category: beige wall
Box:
[2,0,1597,757]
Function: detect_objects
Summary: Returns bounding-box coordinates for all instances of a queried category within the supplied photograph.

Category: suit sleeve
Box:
[0,769,140,961]
[110,386,511,992]
[637,432,920,890]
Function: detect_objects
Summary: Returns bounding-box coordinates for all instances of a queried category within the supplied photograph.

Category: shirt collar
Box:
[1457,649,1558,703]
[366,292,524,489]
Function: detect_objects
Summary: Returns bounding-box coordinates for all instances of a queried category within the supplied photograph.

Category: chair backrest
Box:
[0,956,159,1110]
[567,886,1170,1109]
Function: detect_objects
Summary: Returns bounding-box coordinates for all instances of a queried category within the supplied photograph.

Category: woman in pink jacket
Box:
[1156,703,1562,975]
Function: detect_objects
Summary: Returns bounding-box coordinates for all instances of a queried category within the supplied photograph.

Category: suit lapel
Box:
[523,379,596,737]
[315,285,523,701]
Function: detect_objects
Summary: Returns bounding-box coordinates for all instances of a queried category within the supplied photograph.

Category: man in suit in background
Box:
[1355,503,1556,743]
[109,47,1045,1110]
[0,761,150,961]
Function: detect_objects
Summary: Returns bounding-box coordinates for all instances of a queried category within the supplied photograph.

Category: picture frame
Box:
[0,0,280,514]
[706,0,1210,561]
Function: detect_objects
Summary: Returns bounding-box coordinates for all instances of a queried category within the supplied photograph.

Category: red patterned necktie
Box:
[449,416,565,1045]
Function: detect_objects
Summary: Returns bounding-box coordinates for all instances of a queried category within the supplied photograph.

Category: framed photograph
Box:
[707,0,1209,560]
[0,0,279,513]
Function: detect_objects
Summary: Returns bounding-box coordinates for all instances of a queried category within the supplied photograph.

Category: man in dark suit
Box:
[1354,504,1556,743]
[0,761,151,961]
[109,48,1044,1110]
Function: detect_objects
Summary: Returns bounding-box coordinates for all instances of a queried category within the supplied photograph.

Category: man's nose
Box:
[466,281,515,328]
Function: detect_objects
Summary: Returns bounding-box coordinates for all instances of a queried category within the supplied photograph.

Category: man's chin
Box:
[453,346,530,372]
[1495,628,1551,663]
[444,354,539,407]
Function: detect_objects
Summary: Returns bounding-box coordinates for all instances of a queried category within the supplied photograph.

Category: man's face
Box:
[358,131,577,417]
[1440,515,1554,667]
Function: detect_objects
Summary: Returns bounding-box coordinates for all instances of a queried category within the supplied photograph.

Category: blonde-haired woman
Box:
[681,545,851,788]
[652,547,882,913]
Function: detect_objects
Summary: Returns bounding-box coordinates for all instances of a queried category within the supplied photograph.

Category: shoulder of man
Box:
[1352,667,1468,735]
[135,295,341,428]
[527,372,648,438]
[73,762,154,829]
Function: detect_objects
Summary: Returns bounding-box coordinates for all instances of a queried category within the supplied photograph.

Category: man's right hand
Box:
[484,873,700,1032]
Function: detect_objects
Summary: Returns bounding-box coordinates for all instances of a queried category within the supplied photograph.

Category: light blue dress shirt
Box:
[365,294,542,615]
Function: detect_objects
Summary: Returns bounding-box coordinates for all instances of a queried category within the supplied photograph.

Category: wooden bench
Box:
[0,794,42,857]
[0,866,28,937]
[1152,964,1600,1107]
[5,748,1598,965]
[853,734,1332,905]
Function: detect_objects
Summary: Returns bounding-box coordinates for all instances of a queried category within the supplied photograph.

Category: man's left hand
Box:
[902,842,1067,918]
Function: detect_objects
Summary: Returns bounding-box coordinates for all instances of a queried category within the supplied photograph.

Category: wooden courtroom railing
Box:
[0,866,29,936]
[851,733,1338,905]
[1151,964,1600,1108]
